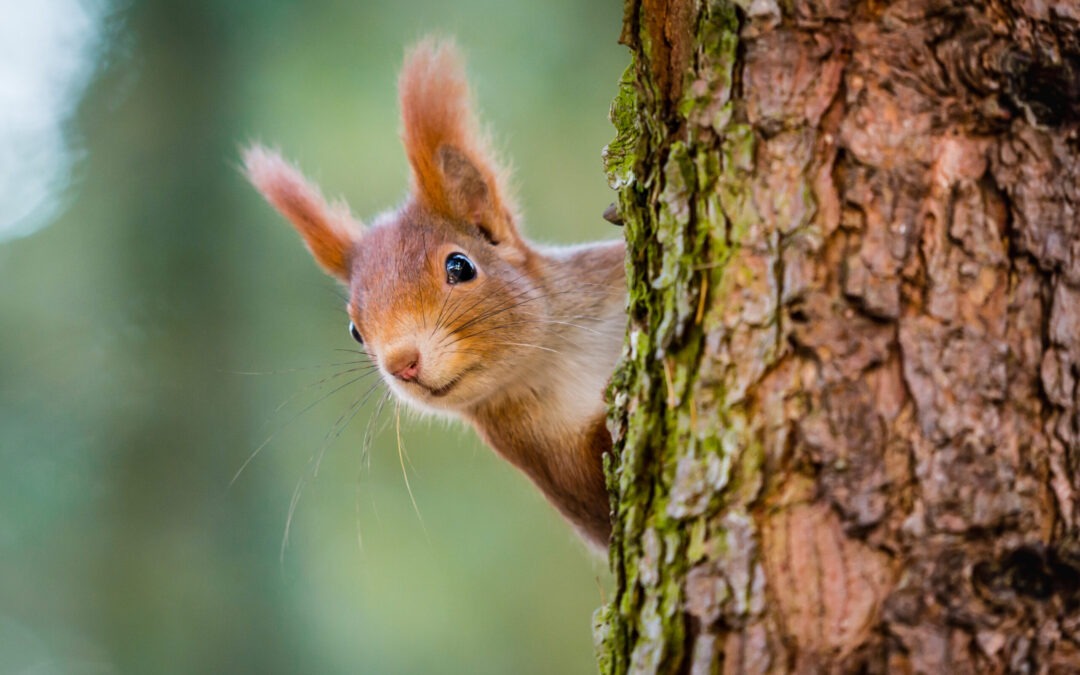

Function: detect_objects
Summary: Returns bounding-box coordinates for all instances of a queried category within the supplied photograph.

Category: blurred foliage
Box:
[0,1,627,673]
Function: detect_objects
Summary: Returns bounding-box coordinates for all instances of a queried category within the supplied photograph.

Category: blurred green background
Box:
[0,2,627,673]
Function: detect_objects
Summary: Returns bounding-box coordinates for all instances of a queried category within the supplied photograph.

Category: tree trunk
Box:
[595,0,1080,672]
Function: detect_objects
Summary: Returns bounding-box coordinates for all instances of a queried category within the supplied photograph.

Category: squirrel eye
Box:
[445,252,477,284]
[348,321,364,345]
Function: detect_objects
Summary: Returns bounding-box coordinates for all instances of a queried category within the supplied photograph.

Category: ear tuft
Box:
[242,144,361,281]
[398,38,522,248]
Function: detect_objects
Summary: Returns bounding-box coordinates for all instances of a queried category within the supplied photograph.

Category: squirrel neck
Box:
[464,238,626,546]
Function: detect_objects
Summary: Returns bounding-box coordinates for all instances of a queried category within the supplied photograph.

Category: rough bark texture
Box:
[595,0,1080,673]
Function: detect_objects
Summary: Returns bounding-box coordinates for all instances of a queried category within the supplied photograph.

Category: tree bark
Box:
[595,0,1080,672]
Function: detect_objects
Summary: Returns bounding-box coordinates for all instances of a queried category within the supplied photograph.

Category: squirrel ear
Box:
[399,38,523,251]
[242,145,361,281]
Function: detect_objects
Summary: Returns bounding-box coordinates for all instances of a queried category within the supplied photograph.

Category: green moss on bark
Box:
[602,0,1080,672]
[597,2,748,672]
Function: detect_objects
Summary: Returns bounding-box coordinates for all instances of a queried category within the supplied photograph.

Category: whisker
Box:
[526,318,604,334]
[437,286,542,346]
[443,347,488,357]
[430,284,455,338]
[230,368,378,487]
[438,269,534,336]
[442,317,542,347]
[433,264,617,344]
[313,377,386,477]
[488,340,561,354]
[395,401,429,540]
[449,314,625,346]
[278,366,385,565]
[362,390,393,467]
[439,281,609,343]
[274,367,380,414]
[355,390,393,554]
[334,348,373,357]
[220,360,371,376]
[281,469,307,565]
[440,321,518,348]
[274,366,380,414]
[447,282,617,334]
[441,305,626,350]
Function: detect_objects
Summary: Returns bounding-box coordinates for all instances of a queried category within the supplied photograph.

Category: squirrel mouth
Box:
[422,366,479,398]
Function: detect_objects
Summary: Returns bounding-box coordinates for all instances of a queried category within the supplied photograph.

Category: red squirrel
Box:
[243,39,626,547]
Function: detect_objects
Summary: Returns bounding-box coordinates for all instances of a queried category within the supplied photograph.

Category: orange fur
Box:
[242,145,361,280]
[398,39,519,245]
[244,39,628,550]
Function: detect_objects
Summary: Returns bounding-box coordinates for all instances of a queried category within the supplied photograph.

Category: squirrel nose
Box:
[385,347,421,381]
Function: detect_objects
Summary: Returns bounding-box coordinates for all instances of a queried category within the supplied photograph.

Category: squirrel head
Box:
[243,39,547,413]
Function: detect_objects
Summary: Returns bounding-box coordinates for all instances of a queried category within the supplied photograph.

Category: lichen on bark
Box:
[599,0,1080,672]
[599,1,761,672]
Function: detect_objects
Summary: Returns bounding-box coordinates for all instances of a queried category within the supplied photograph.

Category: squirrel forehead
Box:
[353,208,481,269]
[346,210,486,315]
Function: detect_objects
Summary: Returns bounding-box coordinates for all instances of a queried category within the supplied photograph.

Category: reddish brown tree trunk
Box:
[597,0,1080,672]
